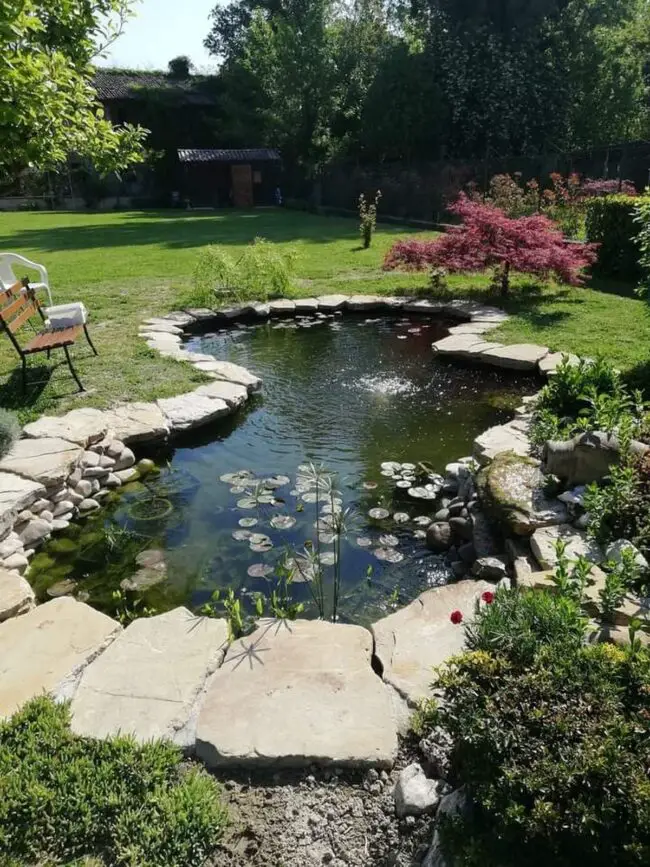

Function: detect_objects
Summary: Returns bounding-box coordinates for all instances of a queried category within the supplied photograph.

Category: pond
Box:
[28,313,535,624]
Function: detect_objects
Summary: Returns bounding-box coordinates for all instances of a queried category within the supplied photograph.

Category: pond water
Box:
[28,313,535,624]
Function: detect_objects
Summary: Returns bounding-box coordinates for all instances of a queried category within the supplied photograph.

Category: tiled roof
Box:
[178,148,281,163]
[93,70,215,104]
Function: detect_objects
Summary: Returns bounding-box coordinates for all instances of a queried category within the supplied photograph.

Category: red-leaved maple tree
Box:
[383,194,598,295]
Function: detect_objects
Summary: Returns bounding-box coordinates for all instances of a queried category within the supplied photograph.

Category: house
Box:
[177,148,282,207]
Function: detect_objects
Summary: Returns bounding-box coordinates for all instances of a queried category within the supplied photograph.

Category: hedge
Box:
[585,194,640,282]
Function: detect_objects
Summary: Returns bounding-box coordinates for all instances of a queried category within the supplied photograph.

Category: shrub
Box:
[585,194,641,281]
[190,237,296,306]
[384,195,597,296]
[358,190,381,249]
[419,588,650,867]
[0,696,227,866]
[0,408,20,459]
[633,193,650,300]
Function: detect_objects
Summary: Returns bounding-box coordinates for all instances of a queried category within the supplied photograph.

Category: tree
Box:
[0,0,147,178]
[168,55,192,78]
[383,194,598,295]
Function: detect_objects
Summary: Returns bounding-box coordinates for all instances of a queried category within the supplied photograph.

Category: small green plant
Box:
[600,547,640,622]
[0,408,20,459]
[201,587,247,641]
[551,541,592,603]
[429,266,449,293]
[110,589,157,626]
[0,697,227,866]
[358,190,381,249]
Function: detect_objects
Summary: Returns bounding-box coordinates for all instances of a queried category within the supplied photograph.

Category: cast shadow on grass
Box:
[624,358,650,394]
[0,363,54,412]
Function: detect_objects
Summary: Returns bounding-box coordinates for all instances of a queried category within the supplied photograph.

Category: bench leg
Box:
[63,345,84,391]
[83,325,98,356]
[21,357,26,393]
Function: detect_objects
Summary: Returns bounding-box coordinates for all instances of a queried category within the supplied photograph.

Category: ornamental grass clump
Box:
[0,408,20,459]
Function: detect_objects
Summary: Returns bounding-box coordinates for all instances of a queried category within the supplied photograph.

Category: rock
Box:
[120,562,167,591]
[450,560,468,578]
[472,556,508,580]
[269,299,296,315]
[0,438,82,489]
[593,623,650,649]
[538,351,580,376]
[67,489,84,505]
[194,380,248,409]
[192,359,262,392]
[477,452,568,536]
[0,532,22,559]
[471,509,499,558]
[530,524,602,569]
[80,450,100,468]
[75,479,92,498]
[457,542,476,564]
[161,311,197,326]
[371,580,494,705]
[605,539,649,571]
[449,516,472,541]
[404,299,447,315]
[113,447,135,471]
[105,439,125,459]
[101,402,169,445]
[316,294,348,311]
[67,467,82,487]
[22,408,108,446]
[394,763,441,817]
[448,321,496,335]
[346,295,387,310]
[16,509,33,524]
[426,522,452,552]
[19,518,51,547]
[98,454,115,469]
[138,320,183,335]
[157,393,231,432]
[83,466,109,479]
[70,608,227,748]
[89,478,100,494]
[104,473,121,488]
[0,568,35,620]
[422,788,471,867]
[434,508,450,522]
[293,298,319,312]
[0,597,120,719]
[2,553,28,572]
[40,510,53,523]
[479,343,549,371]
[433,333,504,360]
[52,518,71,531]
[31,497,52,515]
[543,431,648,485]
[474,418,531,465]
[196,619,398,769]
[115,468,139,484]
[250,302,270,317]
[419,725,454,780]
[79,498,100,513]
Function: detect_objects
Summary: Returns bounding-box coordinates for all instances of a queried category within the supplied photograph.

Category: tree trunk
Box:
[500,261,510,296]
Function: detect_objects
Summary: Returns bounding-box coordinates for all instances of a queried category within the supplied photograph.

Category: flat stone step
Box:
[474,419,531,464]
[0,597,120,720]
[22,408,108,446]
[371,580,494,706]
[101,402,170,445]
[196,619,398,769]
[70,608,228,748]
[191,359,261,392]
[0,472,45,536]
[194,380,248,408]
[316,294,349,311]
[157,393,232,432]
[479,343,549,370]
[432,333,504,359]
[0,567,34,621]
[0,437,83,488]
[530,524,603,569]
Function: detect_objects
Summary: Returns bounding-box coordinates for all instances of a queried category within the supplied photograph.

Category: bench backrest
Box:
[0,280,42,353]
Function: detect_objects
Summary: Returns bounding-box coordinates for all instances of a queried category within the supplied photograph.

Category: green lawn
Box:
[0,207,648,423]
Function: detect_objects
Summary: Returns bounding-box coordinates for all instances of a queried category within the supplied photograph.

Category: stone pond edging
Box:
[2,291,647,783]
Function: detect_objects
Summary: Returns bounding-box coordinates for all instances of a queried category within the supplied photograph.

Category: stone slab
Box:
[138,321,183,335]
[432,333,503,359]
[22,408,108,447]
[403,299,447,315]
[0,437,82,488]
[0,598,121,719]
[71,608,228,747]
[0,473,46,536]
[292,297,319,312]
[157,393,231,432]
[0,568,35,621]
[530,524,603,569]
[538,351,580,376]
[316,294,349,311]
[474,419,531,464]
[101,402,170,445]
[194,380,248,408]
[269,299,296,314]
[479,343,549,371]
[181,308,214,322]
[191,359,262,392]
[346,295,388,310]
[448,321,497,335]
[196,619,398,769]
[371,580,494,706]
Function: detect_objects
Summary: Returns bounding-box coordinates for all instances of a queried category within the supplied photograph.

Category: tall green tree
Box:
[0,0,147,178]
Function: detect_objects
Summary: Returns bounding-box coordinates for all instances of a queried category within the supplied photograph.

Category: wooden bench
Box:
[0,279,97,392]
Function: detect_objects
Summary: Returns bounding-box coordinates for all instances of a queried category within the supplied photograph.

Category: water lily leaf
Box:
[301,491,319,503]
[318,532,336,544]
[247,563,274,578]
[379,534,399,547]
[374,547,405,563]
[393,512,410,523]
[221,470,255,485]
[402,462,416,471]
[264,475,291,489]
[362,481,378,490]
[232,529,252,541]
[396,480,411,489]
[239,517,258,527]
[408,487,437,500]
[368,507,390,520]
[257,493,276,505]
[250,540,274,553]
[286,556,318,583]
[413,529,427,540]
[320,499,343,514]
[237,497,258,509]
[380,469,397,478]
[356,536,373,547]
[249,533,271,545]
[270,515,296,530]
[381,461,402,472]
[413,516,432,526]
[230,486,246,495]
[319,551,337,565]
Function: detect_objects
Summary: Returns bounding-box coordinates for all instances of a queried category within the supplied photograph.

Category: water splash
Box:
[354,375,418,396]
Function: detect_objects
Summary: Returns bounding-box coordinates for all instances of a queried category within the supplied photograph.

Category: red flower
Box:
[450,610,463,625]
[482,591,495,605]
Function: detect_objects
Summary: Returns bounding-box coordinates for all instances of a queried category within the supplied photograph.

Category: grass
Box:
[0,206,649,422]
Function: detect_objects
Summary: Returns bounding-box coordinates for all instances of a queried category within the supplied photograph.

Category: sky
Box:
[96,0,219,72]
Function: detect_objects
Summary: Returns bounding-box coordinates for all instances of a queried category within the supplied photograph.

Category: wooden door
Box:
[231,164,253,207]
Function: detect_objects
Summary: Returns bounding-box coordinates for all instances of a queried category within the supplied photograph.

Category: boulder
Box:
[157,393,231,432]
[477,452,567,536]
[196,619,398,769]
[0,473,45,536]
[191,359,261,392]
[422,788,471,867]
[543,431,648,485]
[18,518,51,547]
[70,608,227,748]
[22,408,108,446]
[0,598,120,719]
[426,522,452,552]
[101,402,169,445]
[112,447,135,471]
[0,568,35,621]
[472,556,508,580]
[530,524,602,569]
[605,539,649,571]
[371,580,494,705]
[0,438,82,488]
[474,418,531,465]
[194,380,248,409]
[394,763,442,817]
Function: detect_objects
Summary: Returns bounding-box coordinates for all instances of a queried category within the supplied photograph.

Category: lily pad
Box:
[318,532,336,544]
[379,534,399,547]
[393,512,410,523]
[286,556,317,583]
[396,480,412,489]
[232,529,252,541]
[413,529,427,540]
[356,536,373,547]
[319,551,337,566]
[380,469,397,478]
[221,470,255,485]
[402,462,416,471]
[239,517,258,528]
[270,515,296,530]
[47,579,76,598]
[408,486,438,500]
[381,461,402,472]
[230,486,247,495]
[301,491,319,503]
[368,507,390,520]
[374,547,405,563]
[257,493,276,505]
[237,497,258,510]
[247,563,274,578]
[362,481,378,490]
[264,475,291,489]
[413,515,432,526]
[250,540,274,553]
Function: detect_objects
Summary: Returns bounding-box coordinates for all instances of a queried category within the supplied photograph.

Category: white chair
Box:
[0,252,52,305]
